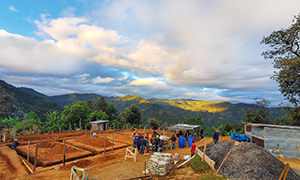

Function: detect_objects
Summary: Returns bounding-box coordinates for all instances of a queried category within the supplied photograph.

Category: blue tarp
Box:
[230,132,250,142]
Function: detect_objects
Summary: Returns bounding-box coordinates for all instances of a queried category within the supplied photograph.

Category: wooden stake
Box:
[202,141,207,161]
[3,133,5,143]
[59,127,61,139]
[139,124,141,129]
[111,133,114,152]
[279,163,289,180]
[34,143,38,172]
[27,140,30,165]
[104,135,107,154]
[216,149,232,174]
[85,125,87,135]
[113,123,115,130]
[51,131,53,139]
[144,161,146,175]
[63,139,66,165]
[283,166,290,180]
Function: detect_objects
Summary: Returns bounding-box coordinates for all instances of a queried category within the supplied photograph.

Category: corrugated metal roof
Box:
[89,120,109,124]
[168,124,200,130]
[243,122,300,130]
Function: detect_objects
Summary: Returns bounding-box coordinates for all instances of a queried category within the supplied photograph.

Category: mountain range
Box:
[0,79,285,127]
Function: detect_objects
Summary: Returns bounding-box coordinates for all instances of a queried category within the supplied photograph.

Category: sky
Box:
[1,0,300,106]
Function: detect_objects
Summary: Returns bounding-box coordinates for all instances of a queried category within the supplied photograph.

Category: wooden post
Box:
[126,124,128,130]
[144,161,146,175]
[113,123,115,130]
[111,133,114,152]
[283,166,291,180]
[144,127,145,134]
[202,141,207,161]
[63,139,66,165]
[13,126,16,140]
[163,129,165,135]
[139,124,141,129]
[59,127,61,139]
[104,135,107,154]
[216,149,232,174]
[3,133,5,143]
[85,125,86,135]
[33,143,38,172]
[51,131,53,139]
[27,140,30,164]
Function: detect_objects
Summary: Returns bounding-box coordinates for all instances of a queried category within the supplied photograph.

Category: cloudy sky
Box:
[1,0,299,106]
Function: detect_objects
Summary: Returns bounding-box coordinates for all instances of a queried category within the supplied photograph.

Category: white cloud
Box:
[118,76,128,81]
[129,78,165,86]
[9,6,18,12]
[92,76,114,83]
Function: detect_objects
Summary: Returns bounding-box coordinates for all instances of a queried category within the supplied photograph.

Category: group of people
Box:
[132,132,150,154]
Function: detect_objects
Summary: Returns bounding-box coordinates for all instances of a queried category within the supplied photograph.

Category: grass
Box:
[187,155,226,180]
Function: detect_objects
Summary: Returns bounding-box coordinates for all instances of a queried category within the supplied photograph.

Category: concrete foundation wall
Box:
[264,127,300,158]
[251,126,264,138]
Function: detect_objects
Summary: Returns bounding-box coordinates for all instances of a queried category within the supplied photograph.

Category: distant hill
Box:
[3,80,286,127]
[0,80,63,122]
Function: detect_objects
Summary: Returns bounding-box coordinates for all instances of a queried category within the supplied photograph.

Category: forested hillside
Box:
[2,80,286,127]
[0,80,63,121]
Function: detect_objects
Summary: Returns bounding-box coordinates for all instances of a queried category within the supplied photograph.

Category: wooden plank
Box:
[279,163,289,180]
[296,140,300,156]
[22,159,33,174]
[216,149,232,174]
[111,133,114,152]
[196,149,216,171]
[283,166,291,180]
[104,135,107,153]
[202,141,207,161]
[177,155,196,168]
[196,137,207,146]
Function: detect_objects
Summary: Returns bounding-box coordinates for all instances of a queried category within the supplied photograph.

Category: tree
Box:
[44,110,62,132]
[61,101,91,130]
[183,116,204,126]
[261,13,300,125]
[87,98,118,121]
[0,87,17,118]
[243,98,272,124]
[149,118,159,129]
[89,110,109,122]
[118,104,142,125]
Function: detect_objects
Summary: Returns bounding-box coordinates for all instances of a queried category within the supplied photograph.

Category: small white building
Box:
[244,123,300,158]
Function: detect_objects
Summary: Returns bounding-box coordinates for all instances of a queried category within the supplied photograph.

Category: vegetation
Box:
[149,118,159,129]
[243,98,272,124]
[261,13,300,126]
[0,86,17,118]
[187,155,226,180]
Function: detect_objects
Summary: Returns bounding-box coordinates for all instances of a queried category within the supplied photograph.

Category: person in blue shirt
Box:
[213,129,219,144]
[145,137,149,153]
[136,136,141,153]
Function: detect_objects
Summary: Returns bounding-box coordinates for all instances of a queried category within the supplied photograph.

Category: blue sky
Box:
[1,0,300,106]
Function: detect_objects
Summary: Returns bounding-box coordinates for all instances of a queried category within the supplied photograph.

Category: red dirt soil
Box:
[16,140,92,167]
[75,135,112,147]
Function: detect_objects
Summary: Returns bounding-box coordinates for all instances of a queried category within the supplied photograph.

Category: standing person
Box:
[150,135,157,151]
[145,136,150,153]
[213,129,219,144]
[200,128,204,139]
[170,134,176,149]
[191,140,196,157]
[158,137,164,153]
[133,133,137,152]
[11,139,20,150]
[145,132,149,141]
[140,136,146,154]
[136,136,141,153]
[156,135,160,152]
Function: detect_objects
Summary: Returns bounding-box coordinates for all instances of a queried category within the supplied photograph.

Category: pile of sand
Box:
[75,135,112,147]
[200,142,299,180]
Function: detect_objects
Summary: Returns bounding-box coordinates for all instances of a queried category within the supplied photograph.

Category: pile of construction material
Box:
[199,142,300,180]
[147,152,174,175]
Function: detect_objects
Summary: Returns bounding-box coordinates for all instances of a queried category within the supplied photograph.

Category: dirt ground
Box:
[2,130,299,180]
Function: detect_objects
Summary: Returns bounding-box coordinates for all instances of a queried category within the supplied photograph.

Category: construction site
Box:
[0,126,300,180]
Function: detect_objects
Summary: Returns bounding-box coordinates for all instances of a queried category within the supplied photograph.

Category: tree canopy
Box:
[0,87,16,118]
[261,13,300,126]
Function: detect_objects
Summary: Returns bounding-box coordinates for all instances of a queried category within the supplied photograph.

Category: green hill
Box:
[0,80,63,122]
[4,80,286,128]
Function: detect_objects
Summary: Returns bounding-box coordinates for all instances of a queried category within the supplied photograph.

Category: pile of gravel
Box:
[199,142,299,180]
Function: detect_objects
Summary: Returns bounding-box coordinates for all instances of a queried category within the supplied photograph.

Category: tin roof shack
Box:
[168,124,200,131]
[244,123,300,158]
[90,120,108,131]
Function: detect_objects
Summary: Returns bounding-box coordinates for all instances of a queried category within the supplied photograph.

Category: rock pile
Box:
[147,152,174,176]
[199,142,300,180]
